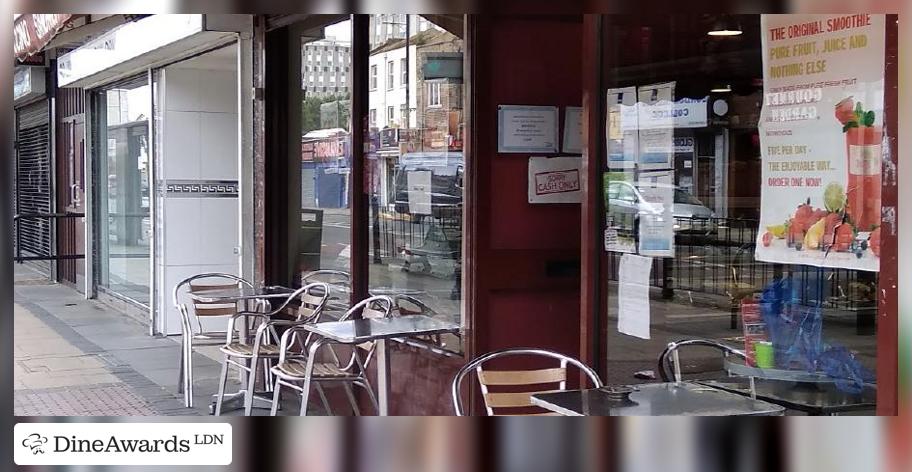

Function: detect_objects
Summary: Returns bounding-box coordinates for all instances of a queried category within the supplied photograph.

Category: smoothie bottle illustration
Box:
[837,98,882,231]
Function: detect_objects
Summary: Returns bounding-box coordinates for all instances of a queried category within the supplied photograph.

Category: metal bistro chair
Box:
[391,294,443,344]
[657,338,750,385]
[173,273,265,408]
[270,295,394,416]
[452,348,604,416]
[302,269,352,313]
[301,269,351,292]
[214,282,330,416]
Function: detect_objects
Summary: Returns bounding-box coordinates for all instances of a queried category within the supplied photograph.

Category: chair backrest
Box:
[173,273,254,334]
[267,282,331,323]
[657,339,748,382]
[451,348,604,416]
[392,294,436,316]
[295,282,331,322]
[301,270,351,292]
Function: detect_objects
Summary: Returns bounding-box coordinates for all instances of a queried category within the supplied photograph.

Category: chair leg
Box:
[263,358,273,393]
[358,379,380,415]
[315,383,332,416]
[270,380,283,416]
[185,339,194,408]
[343,383,360,416]
[178,341,185,394]
[214,355,230,416]
[299,377,312,416]
[244,354,260,416]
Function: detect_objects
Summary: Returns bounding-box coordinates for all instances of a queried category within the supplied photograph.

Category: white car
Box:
[606,181,717,235]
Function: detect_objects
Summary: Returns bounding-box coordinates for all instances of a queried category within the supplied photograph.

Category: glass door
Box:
[92,75,153,306]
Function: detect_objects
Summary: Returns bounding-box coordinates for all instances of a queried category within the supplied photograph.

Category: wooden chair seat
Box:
[220,342,282,358]
[273,359,356,380]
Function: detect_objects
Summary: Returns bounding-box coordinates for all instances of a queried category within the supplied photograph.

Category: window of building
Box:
[427,82,442,107]
[369,108,377,126]
[370,64,378,90]
[400,58,407,87]
[387,60,395,90]
[387,106,395,125]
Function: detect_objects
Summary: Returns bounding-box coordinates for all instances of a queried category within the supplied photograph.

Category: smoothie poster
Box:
[756,14,885,272]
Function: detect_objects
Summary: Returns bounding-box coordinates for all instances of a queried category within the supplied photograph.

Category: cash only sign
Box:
[756,14,886,271]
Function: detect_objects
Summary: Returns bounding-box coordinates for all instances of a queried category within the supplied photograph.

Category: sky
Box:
[324,19,351,42]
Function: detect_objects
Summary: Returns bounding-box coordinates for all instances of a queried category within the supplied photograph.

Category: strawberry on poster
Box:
[756,14,885,272]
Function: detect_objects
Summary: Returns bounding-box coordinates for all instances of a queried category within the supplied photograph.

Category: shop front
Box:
[13,64,53,276]
[56,14,256,335]
[31,12,898,416]
[261,13,898,415]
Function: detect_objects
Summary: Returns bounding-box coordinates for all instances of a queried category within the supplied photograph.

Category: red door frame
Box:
[876,14,899,416]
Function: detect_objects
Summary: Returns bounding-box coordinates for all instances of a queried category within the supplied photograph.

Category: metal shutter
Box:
[15,100,52,274]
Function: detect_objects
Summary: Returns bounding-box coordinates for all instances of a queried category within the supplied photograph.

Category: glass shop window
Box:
[367,15,466,353]
[600,15,885,408]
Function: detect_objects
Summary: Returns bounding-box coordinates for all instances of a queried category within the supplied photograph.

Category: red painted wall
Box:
[472,15,584,362]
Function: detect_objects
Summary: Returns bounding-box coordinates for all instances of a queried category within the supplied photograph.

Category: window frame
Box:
[369,64,378,90]
[400,58,407,87]
[427,81,442,107]
[387,60,395,90]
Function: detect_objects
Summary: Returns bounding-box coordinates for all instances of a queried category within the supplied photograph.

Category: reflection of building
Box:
[369,14,437,48]
[368,29,464,209]
[414,29,464,151]
[302,37,350,98]
[301,128,350,209]
[368,39,415,128]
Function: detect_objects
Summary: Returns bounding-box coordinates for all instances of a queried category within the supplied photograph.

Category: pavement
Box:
[12,264,303,417]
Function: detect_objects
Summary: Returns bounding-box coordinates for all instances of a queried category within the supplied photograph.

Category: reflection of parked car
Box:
[393,152,463,219]
[606,181,716,235]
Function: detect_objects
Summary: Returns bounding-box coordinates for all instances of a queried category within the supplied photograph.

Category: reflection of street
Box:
[313,207,461,324]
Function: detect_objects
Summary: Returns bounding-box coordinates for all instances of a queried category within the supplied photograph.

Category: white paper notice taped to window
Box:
[407,170,432,215]
[618,253,652,340]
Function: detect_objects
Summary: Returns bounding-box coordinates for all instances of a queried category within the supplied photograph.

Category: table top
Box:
[695,378,876,415]
[188,285,295,303]
[368,287,425,297]
[530,382,785,416]
[302,314,460,344]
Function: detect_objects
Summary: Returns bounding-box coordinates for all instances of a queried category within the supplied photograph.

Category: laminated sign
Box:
[756,14,886,272]
[528,156,582,204]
